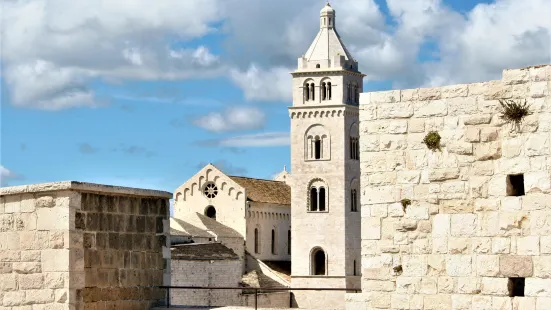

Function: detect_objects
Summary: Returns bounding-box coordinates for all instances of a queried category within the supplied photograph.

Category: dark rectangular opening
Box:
[508,278,525,297]
[507,174,525,196]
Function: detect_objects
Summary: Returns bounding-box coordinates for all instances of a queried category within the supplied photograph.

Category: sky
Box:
[1,0,551,194]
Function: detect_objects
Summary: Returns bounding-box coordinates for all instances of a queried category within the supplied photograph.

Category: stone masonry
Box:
[346,64,551,310]
[0,181,172,310]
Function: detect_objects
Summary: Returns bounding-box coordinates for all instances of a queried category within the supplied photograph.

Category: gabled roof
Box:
[228,176,291,206]
[304,27,354,62]
[171,243,239,260]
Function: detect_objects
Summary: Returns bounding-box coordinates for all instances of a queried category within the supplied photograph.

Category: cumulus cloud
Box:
[0,165,23,186]
[192,106,266,132]
[229,65,292,102]
[1,0,225,110]
[196,132,290,148]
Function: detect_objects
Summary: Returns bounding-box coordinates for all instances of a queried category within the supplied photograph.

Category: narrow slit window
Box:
[318,187,326,211]
[508,278,525,297]
[254,228,260,254]
[287,230,291,255]
[314,137,322,159]
[310,188,318,211]
[271,229,276,254]
[507,174,525,196]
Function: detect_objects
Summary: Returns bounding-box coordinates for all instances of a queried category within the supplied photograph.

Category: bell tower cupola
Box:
[320,3,335,29]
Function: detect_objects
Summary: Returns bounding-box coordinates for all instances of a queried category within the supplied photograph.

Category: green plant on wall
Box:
[423,131,441,151]
[401,198,411,212]
[498,99,532,131]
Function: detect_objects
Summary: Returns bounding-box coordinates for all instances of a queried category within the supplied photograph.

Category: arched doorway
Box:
[204,205,216,220]
[311,248,326,275]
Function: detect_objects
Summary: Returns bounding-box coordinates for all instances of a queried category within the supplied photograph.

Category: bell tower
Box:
[289,3,364,308]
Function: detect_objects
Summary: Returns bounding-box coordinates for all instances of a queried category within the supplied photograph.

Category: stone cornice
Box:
[288,105,359,119]
[291,69,366,78]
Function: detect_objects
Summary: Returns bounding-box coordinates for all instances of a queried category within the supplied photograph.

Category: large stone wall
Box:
[347,65,551,310]
[0,181,172,310]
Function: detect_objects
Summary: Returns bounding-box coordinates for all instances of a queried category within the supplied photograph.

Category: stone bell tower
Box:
[288,2,364,308]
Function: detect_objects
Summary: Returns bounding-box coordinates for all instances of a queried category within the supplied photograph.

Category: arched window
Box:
[205,206,216,219]
[311,248,326,275]
[310,83,315,100]
[304,83,310,101]
[310,187,318,211]
[271,229,276,254]
[350,137,359,160]
[321,82,326,100]
[318,187,326,211]
[287,230,291,255]
[254,228,260,254]
[314,137,322,159]
[327,82,332,99]
[316,64,321,68]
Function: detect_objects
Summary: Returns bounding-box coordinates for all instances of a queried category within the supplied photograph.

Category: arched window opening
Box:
[310,83,315,100]
[329,18,332,25]
[310,188,318,211]
[327,82,332,99]
[321,82,326,100]
[304,83,310,101]
[314,137,322,159]
[318,187,326,211]
[312,249,326,275]
[271,229,276,254]
[205,206,216,219]
[254,228,260,254]
[287,230,291,255]
[316,64,320,68]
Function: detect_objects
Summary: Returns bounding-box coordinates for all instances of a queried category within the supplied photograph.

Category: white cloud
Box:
[197,132,290,148]
[0,165,23,186]
[192,106,266,132]
[229,65,292,102]
[1,0,225,110]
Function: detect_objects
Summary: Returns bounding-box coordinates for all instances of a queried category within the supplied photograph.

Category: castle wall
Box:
[0,182,171,309]
[347,65,551,310]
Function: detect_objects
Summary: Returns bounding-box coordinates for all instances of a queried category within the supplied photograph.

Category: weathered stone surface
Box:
[500,255,533,277]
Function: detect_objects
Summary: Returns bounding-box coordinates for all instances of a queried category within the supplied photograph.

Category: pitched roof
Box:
[171,214,243,239]
[304,27,354,62]
[171,243,239,260]
[228,176,291,205]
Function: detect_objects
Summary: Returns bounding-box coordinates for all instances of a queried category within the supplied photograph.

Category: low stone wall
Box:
[0,181,172,309]
[242,291,290,308]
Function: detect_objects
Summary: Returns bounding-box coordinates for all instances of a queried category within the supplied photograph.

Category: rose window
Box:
[203,183,218,199]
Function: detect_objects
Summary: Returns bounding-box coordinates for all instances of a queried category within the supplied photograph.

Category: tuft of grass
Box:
[393,265,403,275]
[401,199,411,212]
[423,131,441,151]
[498,99,532,131]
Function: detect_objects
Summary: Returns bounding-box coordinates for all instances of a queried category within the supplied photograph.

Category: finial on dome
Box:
[284,165,287,172]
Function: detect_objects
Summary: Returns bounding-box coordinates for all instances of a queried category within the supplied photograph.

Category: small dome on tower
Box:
[320,3,335,15]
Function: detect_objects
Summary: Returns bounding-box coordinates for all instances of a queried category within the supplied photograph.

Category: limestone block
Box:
[451,294,472,310]
[448,97,477,116]
[402,255,428,276]
[379,134,407,151]
[41,249,70,272]
[24,289,54,305]
[530,81,549,98]
[499,255,533,277]
[424,294,451,310]
[13,262,41,274]
[463,114,492,125]
[464,127,481,142]
[450,214,477,237]
[503,68,530,85]
[428,168,460,182]
[533,256,551,278]
[446,256,472,277]
[361,135,380,152]
[488,175,507,197]
[414,100,448,117]
[517,236,540,255]
[472,161,495,176]
[441,84,469,98]
[480,277,509,295]
[513,297,536,310]
[371,90,401,103]
[420,277,437,294]
[541,236,551,254]
[530,66,550,81]
[388,203,405,217]
[438,277,456,293]
[409,118,425,133]
[492,297,513,310]
[401,89,419,101]
[4,195,21,213]
[492,238,511,254]
[433,214,450,237]
[526,133,550,156]
[362,186,400,204]
[501,197,522,211]
[377,102,413,119]
[0,274,17,291]
[525,278,551,296]
[475,198,500,211]
[476,255,500,276]
[370,204,388,218]
[457,277,481,294]
[20,194,35,213]
[364,280,395,292]
[361,217,381,240]
[405,206,428,220]
[35,196,55,208]
[474,142,501,161]
[3,291,25,307]
[472,237,492,254]
[360,104,377,121]
[367,172,398,185]
[524,171,551,193]
[536,297,551,309]
[43,273,65,289]
[447,142,473,155]
[472,296,493,310]
[529,210,551,235]
[433,237,448,254]
[18,274,44,290]
[418,87,442,101]
[36,208,69,230]
[361,152,405,172]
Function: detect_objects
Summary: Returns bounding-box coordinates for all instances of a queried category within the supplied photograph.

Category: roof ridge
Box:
[228,175,287,183]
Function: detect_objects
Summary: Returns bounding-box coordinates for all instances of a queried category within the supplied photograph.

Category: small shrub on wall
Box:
[423,131,441,151]
[498,99,532,131]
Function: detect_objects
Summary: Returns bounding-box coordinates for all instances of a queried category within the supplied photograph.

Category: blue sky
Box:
[1,0,550,192]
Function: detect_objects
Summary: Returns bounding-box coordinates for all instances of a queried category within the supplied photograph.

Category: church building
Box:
[170,3,362,309]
